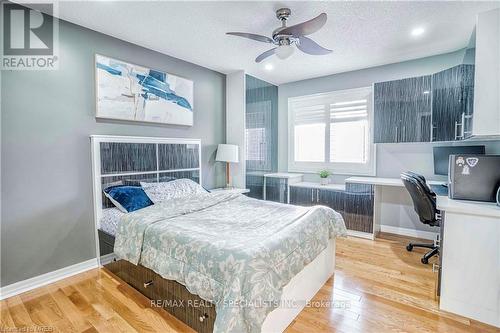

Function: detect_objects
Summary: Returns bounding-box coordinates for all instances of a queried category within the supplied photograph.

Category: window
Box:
[245,127,266,161]
[288,87,375,175]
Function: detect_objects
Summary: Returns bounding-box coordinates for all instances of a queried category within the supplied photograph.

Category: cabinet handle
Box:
[199,314,209,322]
[461,112,465,138]
[455,114,465,140]
[317,189,319,203]
[432,263,440,273]
[143,280,154,288]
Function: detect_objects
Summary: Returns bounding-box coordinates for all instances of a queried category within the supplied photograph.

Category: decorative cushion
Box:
[103,185,153,213]
[140,178,207,203]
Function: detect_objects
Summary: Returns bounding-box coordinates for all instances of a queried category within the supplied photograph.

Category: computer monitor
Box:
[433,145,486,176]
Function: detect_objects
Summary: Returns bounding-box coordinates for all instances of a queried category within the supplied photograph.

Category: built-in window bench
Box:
[289,181,376,239]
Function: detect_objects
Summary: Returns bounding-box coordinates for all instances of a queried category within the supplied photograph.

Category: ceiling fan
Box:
[226,8,332,63]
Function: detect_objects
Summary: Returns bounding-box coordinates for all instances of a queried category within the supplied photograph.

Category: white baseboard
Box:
[380,225,438,240]
[99,253,116,265]
[0,258,98,300]
[347,229,375,240]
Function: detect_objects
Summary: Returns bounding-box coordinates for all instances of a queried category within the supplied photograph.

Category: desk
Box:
[345,177,445,240]
[437,197,500,328]
[347,176,444,187]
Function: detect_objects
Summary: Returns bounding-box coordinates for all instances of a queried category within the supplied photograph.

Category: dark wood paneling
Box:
[158,143,200,170]
[106,259,216,333]
[344,183,374,233]
[265,177,287,203]
[290,184,374,234]
[98,229,115,256]
[290,186,314,206]
[432,64,475,141]
[318,189,345,215]
[374,75,432,143]
[100,142,157,174]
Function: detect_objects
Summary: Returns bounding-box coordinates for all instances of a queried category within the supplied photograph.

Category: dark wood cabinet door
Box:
[318,189,345,216]
[343,184,374,233]
[265,178,288,203]
[289,186,314,206]
[374,76,431,143]
[432,64,475,141]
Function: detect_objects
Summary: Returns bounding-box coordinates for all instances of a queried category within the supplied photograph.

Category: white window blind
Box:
[288,87,374,175]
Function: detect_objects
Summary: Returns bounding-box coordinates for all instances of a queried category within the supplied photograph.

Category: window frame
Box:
[287,86,376,176]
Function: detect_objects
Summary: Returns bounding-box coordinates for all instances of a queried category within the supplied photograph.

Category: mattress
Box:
[100,207,124,236]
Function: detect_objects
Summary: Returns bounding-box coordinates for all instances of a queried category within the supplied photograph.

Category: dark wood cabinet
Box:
[289,186,315,206]
[374,75,432,143]
[343,184,374,234]
[431,64,475,141]
[374,64,475,143]
[290,184,374,234]
[264,177,285,203]
[318,188,345,215]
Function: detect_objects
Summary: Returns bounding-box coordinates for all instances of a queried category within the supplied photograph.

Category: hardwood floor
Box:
[1,233,497,333]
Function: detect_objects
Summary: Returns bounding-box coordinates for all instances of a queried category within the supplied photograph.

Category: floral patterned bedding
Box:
[114,192,346,333]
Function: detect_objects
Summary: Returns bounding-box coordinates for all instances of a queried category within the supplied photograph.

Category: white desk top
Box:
[345,176,445,187]
[436,196,500,218]
[290,182,346,191]
[263,173,304,179]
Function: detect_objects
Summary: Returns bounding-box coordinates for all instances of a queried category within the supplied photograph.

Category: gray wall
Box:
[1,20,226,286]
[277,48,500,232]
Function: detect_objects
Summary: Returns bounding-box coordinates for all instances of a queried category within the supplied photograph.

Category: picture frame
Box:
[95,54,194,126]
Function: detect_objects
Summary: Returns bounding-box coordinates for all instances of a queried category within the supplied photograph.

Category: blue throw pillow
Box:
[103,185,153,213]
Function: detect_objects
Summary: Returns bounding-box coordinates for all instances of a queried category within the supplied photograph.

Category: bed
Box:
[91,135,346,333]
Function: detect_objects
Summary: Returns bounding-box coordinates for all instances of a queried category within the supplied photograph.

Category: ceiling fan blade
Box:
[279,13,327,37]
[226,32,274,44]
[297,36,332,55]
[255,48,277,63]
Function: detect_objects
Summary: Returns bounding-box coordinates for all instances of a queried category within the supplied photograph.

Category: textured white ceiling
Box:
[54,1,500,85]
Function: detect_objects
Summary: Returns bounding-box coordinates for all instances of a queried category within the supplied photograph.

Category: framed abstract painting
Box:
[95,54,194,126]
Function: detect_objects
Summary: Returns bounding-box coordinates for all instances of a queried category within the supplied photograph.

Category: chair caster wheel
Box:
[406,244,413,252]
[421,257,429,264]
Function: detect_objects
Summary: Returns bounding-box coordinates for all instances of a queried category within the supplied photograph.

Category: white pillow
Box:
[140,179,207,203]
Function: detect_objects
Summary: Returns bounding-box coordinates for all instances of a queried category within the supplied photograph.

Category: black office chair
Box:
[401,172,440,264]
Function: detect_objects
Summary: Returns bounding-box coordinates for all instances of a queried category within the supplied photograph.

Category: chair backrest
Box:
[401,172,438,226]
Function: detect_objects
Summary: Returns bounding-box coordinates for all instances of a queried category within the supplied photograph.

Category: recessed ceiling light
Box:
[411,27,425,37]
[264,63,274,71]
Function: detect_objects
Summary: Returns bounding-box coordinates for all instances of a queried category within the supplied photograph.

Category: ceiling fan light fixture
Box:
[275,44,295,60]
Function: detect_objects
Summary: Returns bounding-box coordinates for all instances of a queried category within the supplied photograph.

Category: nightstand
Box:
[210,187,250,195]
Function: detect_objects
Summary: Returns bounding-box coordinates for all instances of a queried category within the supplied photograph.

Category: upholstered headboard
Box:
[90,135,202,228]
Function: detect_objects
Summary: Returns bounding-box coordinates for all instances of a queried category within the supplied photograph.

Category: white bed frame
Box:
[262,238,336,332]
[90,135,336,333]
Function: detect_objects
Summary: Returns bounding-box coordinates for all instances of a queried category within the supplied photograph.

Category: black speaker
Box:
[497,186,500,207]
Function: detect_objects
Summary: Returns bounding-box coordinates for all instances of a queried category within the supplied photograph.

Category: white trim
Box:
[89,135,201,145]
[380,225,438,240]
[0,258,98,300]
[347,229,375,240]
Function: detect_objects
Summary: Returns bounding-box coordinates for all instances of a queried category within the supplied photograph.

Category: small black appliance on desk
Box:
[448,154,500,202]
